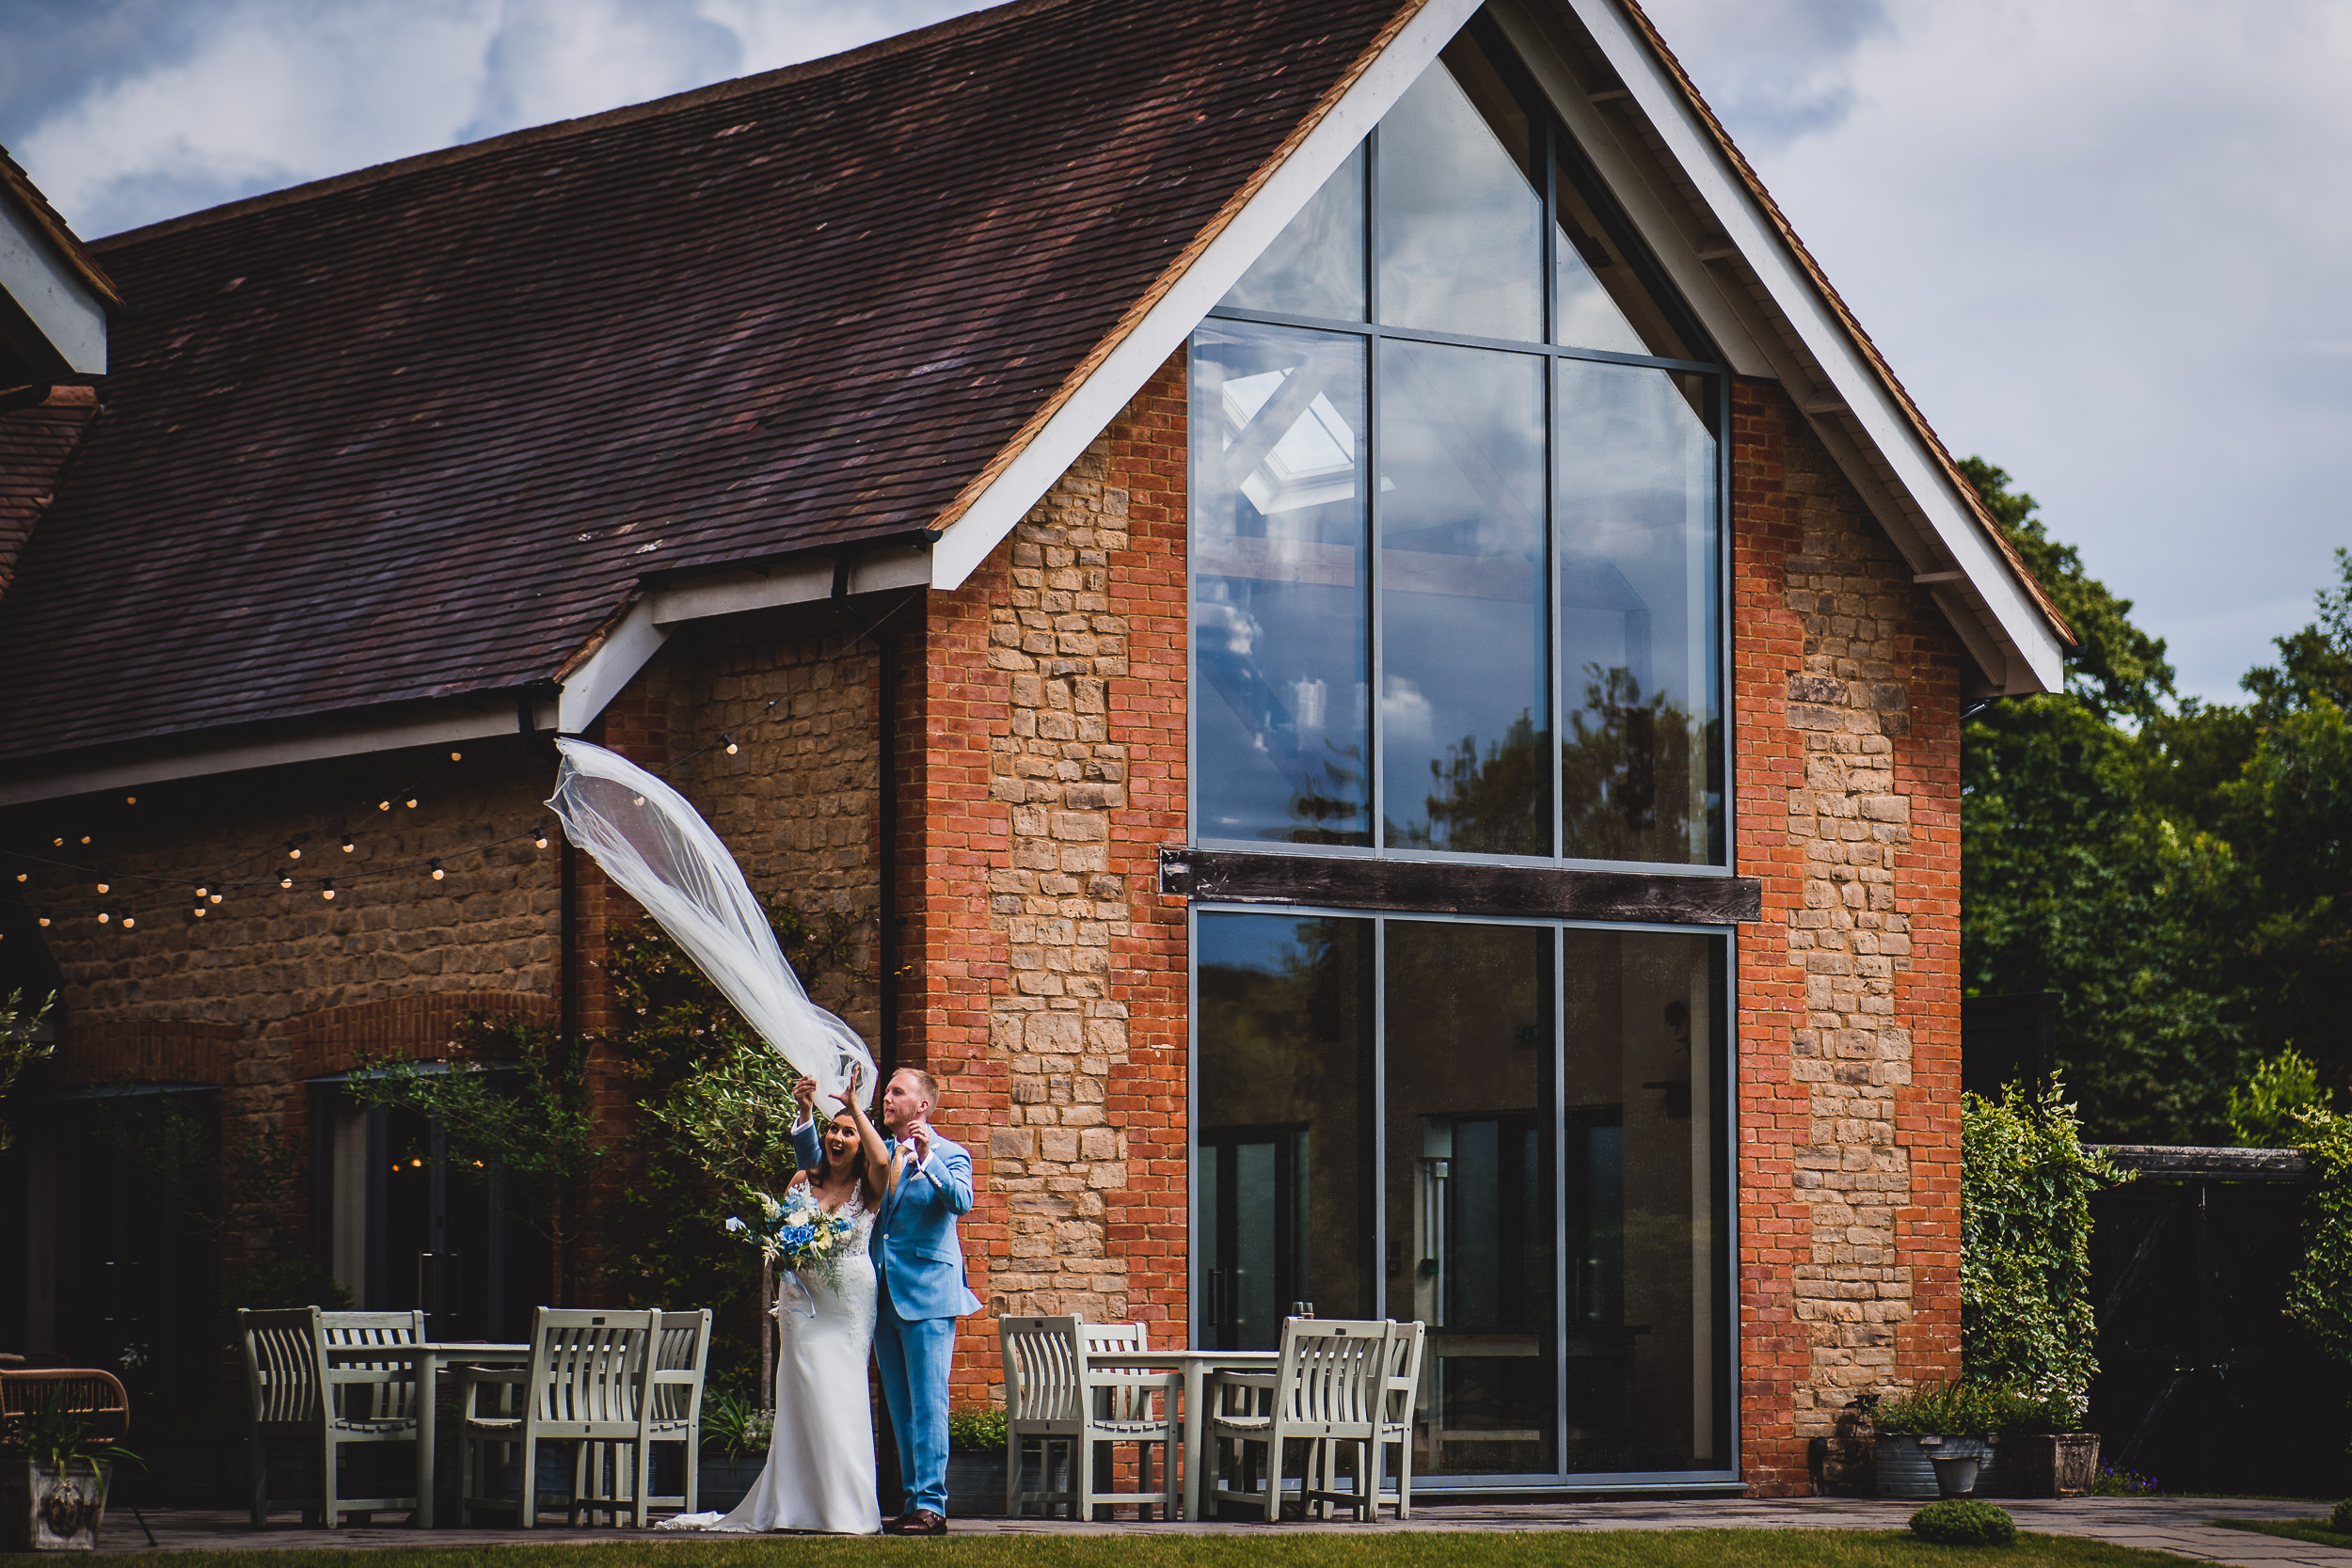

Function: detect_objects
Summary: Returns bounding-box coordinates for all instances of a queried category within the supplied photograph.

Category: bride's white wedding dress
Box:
[662,1183,879,1535]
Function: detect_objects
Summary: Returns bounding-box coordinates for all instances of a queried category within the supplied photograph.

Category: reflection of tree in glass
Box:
[1406,712,1549,855]
[1562,664,1697,862]
[1285,739,1369,846]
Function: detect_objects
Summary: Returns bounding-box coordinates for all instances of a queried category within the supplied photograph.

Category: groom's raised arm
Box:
[906,1136,975,1216]
[789,1116,821,1176]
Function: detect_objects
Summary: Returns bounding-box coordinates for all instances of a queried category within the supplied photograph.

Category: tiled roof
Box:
[0,388,98,599]
[0,149,121,309]
[0,0,1417,770]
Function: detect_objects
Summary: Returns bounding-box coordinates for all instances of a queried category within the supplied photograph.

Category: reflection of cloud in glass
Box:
[1223,369,1359,515]
[1382,676,1433,748]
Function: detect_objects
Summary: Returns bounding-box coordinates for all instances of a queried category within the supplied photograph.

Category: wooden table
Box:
[1082,1348,1278,1520]
[325,1340,529,1528]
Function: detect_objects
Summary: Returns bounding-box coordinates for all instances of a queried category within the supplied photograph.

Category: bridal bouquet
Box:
[727,1185,857,1291]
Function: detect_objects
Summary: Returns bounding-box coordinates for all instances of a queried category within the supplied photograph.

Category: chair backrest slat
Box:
[240,1307,325,1426]
[1275,1318,1391,1431]
[525,1308,656,1430]
[999,1315,1085,1423]
[650,1309,711,1423]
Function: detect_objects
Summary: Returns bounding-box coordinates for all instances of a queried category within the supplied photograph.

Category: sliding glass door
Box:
[1193,909,1731,1485]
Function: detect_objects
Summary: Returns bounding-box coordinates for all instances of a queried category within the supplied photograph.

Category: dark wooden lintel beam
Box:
[1159,847,1761,926]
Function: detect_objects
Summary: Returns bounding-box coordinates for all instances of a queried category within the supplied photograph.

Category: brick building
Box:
[1,0,2068,1498]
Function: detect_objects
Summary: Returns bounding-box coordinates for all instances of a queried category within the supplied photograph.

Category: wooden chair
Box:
[1205,1318,1391,1523]
[238,1307,426,1528]
[455,1308,658,1528]
[999,1315,1179,1521]
[633,1309,711,1521]
[1316,1319,1424,1519]
[1080,1321,1180,1520]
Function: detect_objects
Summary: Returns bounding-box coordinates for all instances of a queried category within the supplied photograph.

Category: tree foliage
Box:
[0,988,56,1153]
[1960,1082,2125,1427]
[2284,1109,2352,1371]
[1961,461,2352,1141]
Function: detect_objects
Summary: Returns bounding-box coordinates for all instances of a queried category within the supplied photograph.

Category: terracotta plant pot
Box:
[2,1460,113,1551]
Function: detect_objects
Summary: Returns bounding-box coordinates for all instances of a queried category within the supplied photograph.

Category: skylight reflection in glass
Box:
[1191,320,1373,846]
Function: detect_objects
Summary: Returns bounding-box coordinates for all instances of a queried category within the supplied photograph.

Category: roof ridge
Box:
[1611,0,2073,647]
[90,0,1083,254]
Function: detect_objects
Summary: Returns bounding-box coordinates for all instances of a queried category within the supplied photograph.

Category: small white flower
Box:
[725,1216,745,1233]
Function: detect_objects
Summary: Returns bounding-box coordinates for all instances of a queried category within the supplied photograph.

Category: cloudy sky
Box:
[4,0,2345,704]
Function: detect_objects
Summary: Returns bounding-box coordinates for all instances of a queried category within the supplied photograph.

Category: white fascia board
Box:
[0,701,554,808]
[0,197,106,376]
[558,598,668,734]
[563,544,933,731]
[930,0,1482,591]
[1564,0,2064,695]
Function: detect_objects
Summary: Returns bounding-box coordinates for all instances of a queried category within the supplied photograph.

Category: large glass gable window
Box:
[1192,16,1725,867]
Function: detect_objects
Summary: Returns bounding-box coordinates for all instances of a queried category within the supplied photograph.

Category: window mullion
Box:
[1366,127,1386,852]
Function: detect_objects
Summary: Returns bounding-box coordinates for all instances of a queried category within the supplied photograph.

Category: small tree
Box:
[0,989,56,1153]
[1962,1080,2127,1428]
[345,1011,602,1304]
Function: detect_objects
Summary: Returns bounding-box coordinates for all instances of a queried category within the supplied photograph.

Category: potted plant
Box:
[1,1386,142,1551]
[946,1409,1007,1517]
[696,1386,771,1515]
[2001,1387,2101,1497]
[1873,1382,2038,1499]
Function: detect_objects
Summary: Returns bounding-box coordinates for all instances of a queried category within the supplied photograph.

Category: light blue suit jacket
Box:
[794,1119,982,1322]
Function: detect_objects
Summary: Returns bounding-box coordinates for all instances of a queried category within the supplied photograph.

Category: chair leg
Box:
[248,1435,267,1528]
[1260,1436,1279,1523]
[1161,1435,1179,1523]
[1005,1436,1020,1518]
[1394,1427,1413,1521]
[517,1437,537,1528]
[684,1436,699,1516]
[634,1439,652,1529]
[321,1435,339,1529]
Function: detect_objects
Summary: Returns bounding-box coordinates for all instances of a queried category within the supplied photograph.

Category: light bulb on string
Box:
[52,837,62,847]
[12,872,24,882]
[195,884,208,899]
[322,881,336,901]
[193,906,207,918]
[429,860,445,881]
[341,835,355,853]
[286,841,302,860]
[95,882,109,895]
[279,872,294,889]
[96,910,109,924]
[533,829,549,848]
[378,800,391,811]
[405,797,418,809]
[79,836,88,845]
[723,734,738,755]
[209,891,223,905]
[450,751,462,762]
[36,912,51,928]
[125,796,135,805]
[120,916,134,929]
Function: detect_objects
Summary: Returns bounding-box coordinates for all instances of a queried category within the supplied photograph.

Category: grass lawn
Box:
[86,1531,2201,1568]
[2211,1516,2352,1551]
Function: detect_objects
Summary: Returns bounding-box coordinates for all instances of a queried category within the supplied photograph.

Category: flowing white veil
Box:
[545,737,875,1112]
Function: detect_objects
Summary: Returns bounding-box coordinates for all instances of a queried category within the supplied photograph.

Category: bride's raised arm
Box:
[841,1083,893,1205]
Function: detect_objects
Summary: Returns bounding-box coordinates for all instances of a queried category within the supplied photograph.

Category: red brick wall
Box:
[1730,377,1965,1495]
[897,349,1191,1410]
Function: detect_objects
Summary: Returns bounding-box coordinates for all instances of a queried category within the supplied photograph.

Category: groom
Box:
[795,1067,979,1536]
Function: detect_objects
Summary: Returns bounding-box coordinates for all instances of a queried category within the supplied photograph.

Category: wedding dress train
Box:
[661,1184,879,1535]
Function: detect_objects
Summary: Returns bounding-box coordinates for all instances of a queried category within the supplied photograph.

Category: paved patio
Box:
[85,1496,2348,1565]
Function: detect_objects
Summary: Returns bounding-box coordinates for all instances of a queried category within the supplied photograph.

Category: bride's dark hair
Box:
[811,1106,871,1194]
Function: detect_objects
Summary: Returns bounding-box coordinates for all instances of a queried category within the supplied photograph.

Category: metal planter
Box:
[2,1460,113,1551]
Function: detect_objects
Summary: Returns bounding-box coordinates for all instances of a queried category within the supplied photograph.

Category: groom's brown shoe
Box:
[885,1510,947,1536]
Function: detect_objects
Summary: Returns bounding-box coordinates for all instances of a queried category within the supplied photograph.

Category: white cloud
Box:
[1645,0,2352,701]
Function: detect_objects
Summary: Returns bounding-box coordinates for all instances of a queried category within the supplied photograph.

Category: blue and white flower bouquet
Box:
[727,1184,857,1311]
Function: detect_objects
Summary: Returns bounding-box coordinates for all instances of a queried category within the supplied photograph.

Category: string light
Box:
[405,797,419,809]
[210,891,223,905]
[79,836,89,845]
[36,912,50,928]
[341,835,355,853]
[279,872,294,889]
[95,881,109,894]
[429,860,445,881]
[534,829,549,848]
[12,872,23,882]
[286,841,302,860]
[125,796,136,805]
[96,910,109,924]
[321,881,336,901]
[192,906,206,918]
[52,837,62,847]
[723,734,738,755]
[120,916,135,929]
[450,751,463,762]
[378,800,391,811]
[195,884,208,898]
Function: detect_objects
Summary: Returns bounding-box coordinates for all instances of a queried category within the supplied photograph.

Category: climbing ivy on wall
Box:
[1962,1081,2129,1428]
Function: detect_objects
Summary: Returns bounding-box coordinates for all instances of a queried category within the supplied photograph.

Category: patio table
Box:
[324,1339,529,1528]
[1079,1347,1278,1520]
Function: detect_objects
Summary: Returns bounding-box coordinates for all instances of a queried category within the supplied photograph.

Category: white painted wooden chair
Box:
[999,1315,1179,1520]
[454,1307,658,1528]
[1318,1319,1425,1519]
[637,1309,712,1521]
[1205,1318,1391,1523]
[238,1307,425,1528]
[1081,1321,1180,1520]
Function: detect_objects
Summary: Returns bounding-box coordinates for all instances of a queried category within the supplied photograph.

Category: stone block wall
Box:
[1730,378,1965,1495]
[899,349,1190,1410]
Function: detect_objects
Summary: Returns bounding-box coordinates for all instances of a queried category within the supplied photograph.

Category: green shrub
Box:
[701,1386,773,1460]
[2332,1498,2352,1535]
[1963,1081,2127,1428]
[1874,1381,2050,1437]
[948,1409,1008,1453]
[2286,1111,2352,1372]
[1909,1499,2018,1546]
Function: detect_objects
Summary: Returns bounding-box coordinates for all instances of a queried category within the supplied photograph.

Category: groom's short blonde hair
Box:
[893,1067,942,1108]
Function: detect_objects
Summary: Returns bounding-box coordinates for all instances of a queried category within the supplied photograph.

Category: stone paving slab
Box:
[77,1497,2345,1564]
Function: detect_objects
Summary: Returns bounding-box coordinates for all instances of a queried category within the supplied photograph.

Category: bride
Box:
[664,1080,889,1534]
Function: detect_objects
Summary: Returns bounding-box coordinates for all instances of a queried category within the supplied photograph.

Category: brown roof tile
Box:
[0,0,1415,769]
[0,387,97,600]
